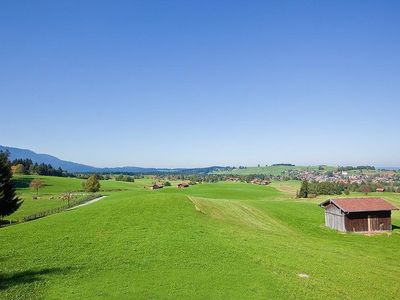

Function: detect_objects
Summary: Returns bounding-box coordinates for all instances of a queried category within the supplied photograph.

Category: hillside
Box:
[1,177,400,299]
[0,145,96,173]
[212,165,336,176]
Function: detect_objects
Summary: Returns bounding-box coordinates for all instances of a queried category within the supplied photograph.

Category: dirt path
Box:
[68,196,107,210]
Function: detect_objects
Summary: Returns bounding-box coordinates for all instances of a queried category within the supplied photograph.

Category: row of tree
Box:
[297,180,400,198]
[11,158,73,177]
[297,181,344,198]
[115,175,135,182]
[337,165,376,171]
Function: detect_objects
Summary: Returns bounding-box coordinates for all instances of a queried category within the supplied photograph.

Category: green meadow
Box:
[213,165,336,176]
[1,176,400,299]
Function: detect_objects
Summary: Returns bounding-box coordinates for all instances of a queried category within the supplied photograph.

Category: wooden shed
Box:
[150,184,163,190]
[320,198,398,232]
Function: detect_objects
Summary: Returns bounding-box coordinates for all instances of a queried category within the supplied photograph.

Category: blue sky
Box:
[1,1,399,167]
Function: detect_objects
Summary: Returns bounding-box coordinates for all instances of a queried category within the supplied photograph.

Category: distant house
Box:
[226,177,240,182]
[150,184,163,190]
[260,179,270,185]
[320,198,398,232]
[250,178,270,185]
[177,183,189,189]
[376,188,385,192]
[250,178,261,185]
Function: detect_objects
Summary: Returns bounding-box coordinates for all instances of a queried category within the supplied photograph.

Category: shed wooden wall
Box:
[344,211,391,232]
[324,204,345,232]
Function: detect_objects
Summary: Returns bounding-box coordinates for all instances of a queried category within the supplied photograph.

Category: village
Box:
[284,169,400,187]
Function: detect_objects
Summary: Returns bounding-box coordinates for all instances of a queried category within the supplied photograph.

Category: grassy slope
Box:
[1,178,400,299]
[8,175,142,221]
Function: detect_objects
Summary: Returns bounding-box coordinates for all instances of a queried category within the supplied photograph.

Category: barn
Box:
[150,184,163,190]
[320,198,398,232]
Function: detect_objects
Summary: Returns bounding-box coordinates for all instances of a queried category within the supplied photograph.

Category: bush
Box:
[84,175,100,193]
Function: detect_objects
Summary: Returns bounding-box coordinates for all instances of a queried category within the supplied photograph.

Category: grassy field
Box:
[1,177,400,299]
[213,165,336,176]
[7,175,143,221]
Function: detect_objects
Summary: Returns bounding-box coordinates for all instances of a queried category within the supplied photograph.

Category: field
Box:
[1,177,400,299]
[213,165,336,176]
[7,176,144,221]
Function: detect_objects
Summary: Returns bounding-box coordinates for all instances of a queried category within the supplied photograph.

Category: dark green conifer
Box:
[0,151,23,218]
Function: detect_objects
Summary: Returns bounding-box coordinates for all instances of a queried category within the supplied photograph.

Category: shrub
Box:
[85,175,101,193]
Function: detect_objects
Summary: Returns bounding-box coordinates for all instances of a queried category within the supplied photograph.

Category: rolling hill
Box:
[1,177,400,298]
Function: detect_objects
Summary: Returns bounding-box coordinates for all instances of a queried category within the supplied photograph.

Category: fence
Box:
[0,194,103,227]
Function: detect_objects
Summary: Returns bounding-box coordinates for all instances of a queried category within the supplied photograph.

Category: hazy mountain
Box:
[0,145,97,173]
[0,145,223,174]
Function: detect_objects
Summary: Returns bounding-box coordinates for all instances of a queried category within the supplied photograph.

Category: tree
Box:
[115,174,124,181]
[11,164,25,175]
[164,181,171,187]
[360,185,371,196]
[30,179,43,196]
[0,151,23,218]
[85,175,100,192]
[298,180,309,198]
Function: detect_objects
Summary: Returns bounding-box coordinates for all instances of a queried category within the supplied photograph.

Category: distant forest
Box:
[10,158,73,177]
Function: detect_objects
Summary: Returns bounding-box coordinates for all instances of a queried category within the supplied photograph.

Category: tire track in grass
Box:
[187,196,293,233]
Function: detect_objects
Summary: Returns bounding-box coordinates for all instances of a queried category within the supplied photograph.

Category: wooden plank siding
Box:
[344,211,391,232]
[324,204,345,232]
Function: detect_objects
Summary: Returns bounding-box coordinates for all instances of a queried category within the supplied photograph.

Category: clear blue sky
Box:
[1,1,399,168]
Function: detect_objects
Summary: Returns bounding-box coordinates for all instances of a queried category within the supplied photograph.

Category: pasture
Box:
[1,177,400,299]
[213,165,335,176]
[7,176,139,221]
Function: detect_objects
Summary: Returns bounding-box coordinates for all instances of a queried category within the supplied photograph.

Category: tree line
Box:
[297,180,400,198]
[337,165,376,171]
[10,158,74,177]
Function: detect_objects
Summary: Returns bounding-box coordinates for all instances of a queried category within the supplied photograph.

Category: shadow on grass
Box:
[392,224,400,231]
[12,177,33,189]
[11,177,53,189]
[0,267,71,291]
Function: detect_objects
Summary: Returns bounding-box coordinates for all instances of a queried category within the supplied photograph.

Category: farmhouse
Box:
[320,198,398,232]
[250,178,270,185]
[177,183,189,189]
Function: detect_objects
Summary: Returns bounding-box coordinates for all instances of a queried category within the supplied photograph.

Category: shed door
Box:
[368,215,379,231]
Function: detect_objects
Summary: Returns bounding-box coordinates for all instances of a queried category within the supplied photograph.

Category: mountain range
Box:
[0,145,223,174]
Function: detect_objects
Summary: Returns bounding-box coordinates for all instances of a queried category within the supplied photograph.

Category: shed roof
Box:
[320,198,398,213]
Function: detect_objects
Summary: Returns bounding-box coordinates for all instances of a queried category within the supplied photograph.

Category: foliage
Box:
[0,152,23,217]
[10,158,73,177]
[360,185,371,195]
[84,175,101,192]
[337,165,376,171]
[298,180,308,198]
[308,181,344,196]
[115,174,135,182]
[164,181,171,187]
[11,163,25,174]
[29,179,43,196]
